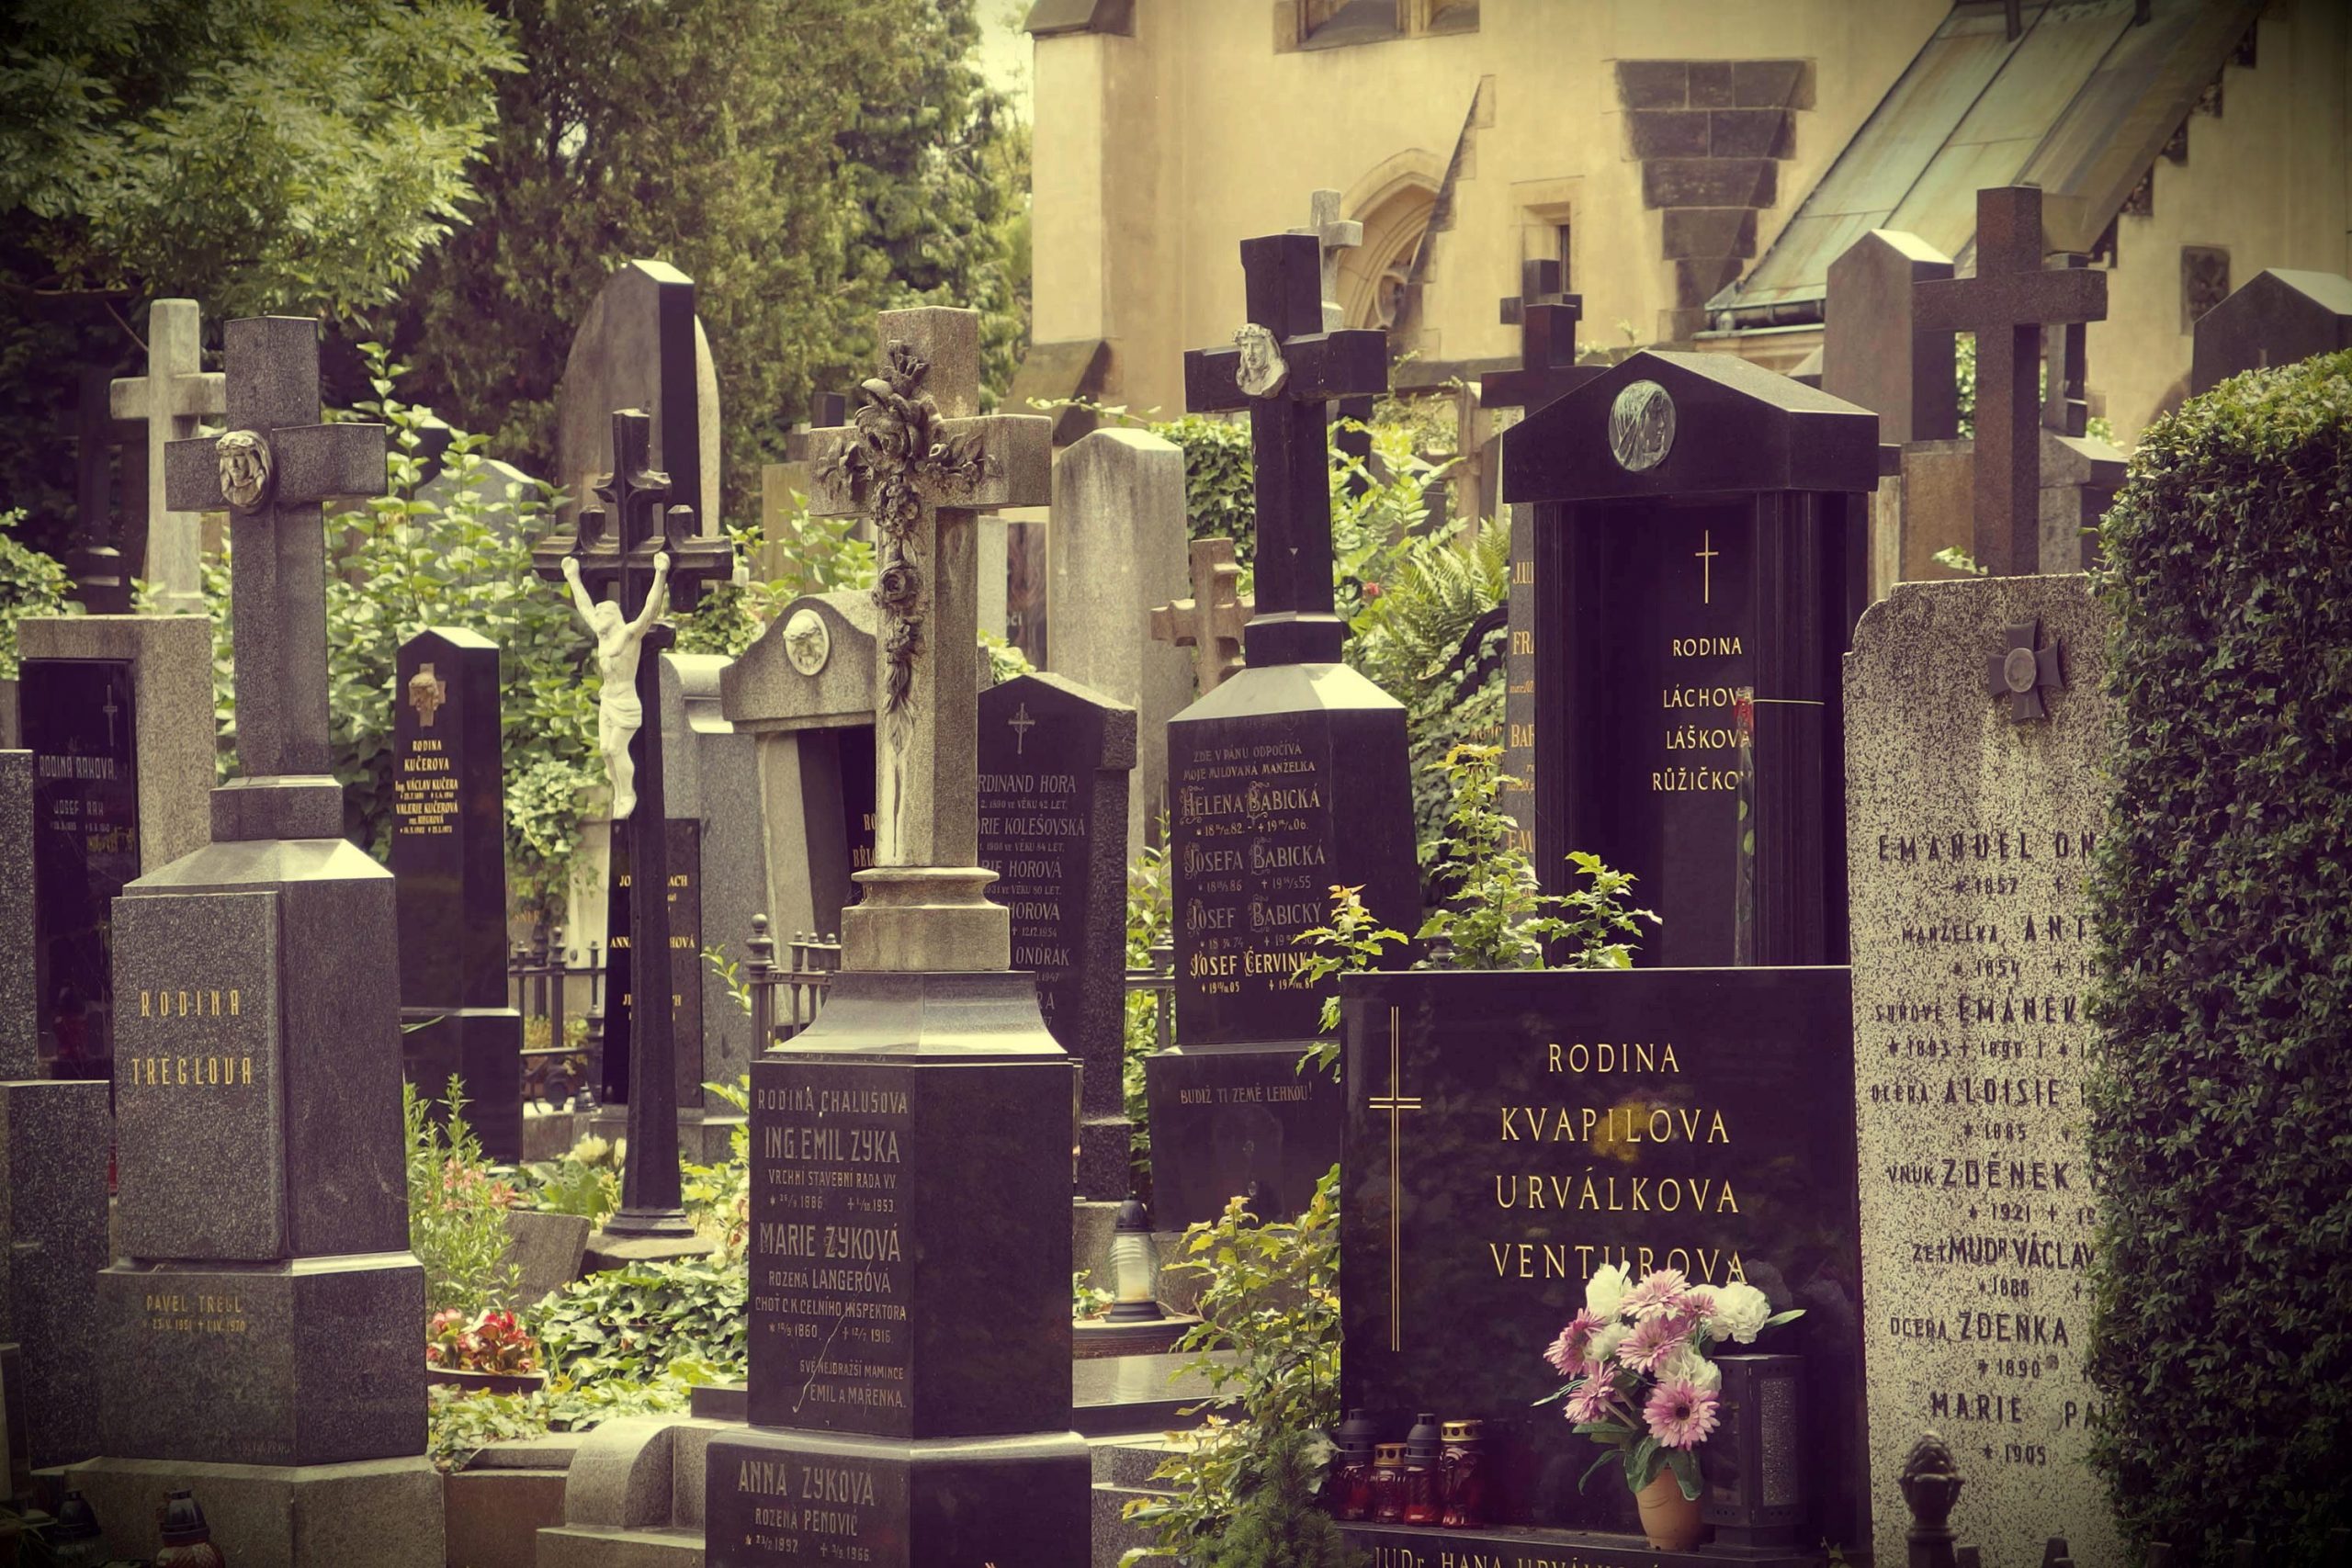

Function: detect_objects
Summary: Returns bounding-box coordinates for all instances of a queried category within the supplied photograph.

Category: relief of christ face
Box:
[217,430,273,510]
[1233,323,1290,400]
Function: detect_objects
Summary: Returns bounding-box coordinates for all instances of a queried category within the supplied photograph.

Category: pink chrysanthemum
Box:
[1615,1310,1692,1373]
[1620,1268,1692,1321]
[1644,1377,1722,1450]
[1566,1368,1620,1424]
[1544,1309,1609,1374]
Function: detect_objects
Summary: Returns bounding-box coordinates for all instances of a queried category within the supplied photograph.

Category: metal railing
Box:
[743,915,842,1049]
[508,924,603,1111]
[1124,940,1175,1054]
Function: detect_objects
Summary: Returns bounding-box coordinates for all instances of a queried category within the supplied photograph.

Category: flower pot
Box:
[1634,1465,1708,1551]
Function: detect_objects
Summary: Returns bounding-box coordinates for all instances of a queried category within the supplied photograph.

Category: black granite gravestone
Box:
[1505,350,1878,970]
[2189,267,2352,396]
[1338,965,1863,1557]
[392,628,523,1159]
[599,818,703,1106]
[1148,229,1419,1227]
[20,658,141,1079]
[978,673,1136,1200]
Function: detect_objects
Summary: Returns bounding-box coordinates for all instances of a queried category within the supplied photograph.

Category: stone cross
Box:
[1481,258,1595,414]
[163,317,384,782]
[532,408,732,1244]
[1914,186,2107,576]
[1984,618,2066,724]
[1183,231,1389,666]
[113,299,227,615]
[802,309,1052,882]
[1149,537,1254,695]
[1293,187,1363,333]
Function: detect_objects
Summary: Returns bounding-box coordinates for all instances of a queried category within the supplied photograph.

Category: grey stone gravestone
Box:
[555,260,723,537]
[2190,267,2352,396]
[1046,428,1189,863]
[978,672,1136,1200]
[0,750,109,1471]
[703,307,1089,1566]
[17,615,215,1074]
[719,592,880,949]
[393,628,524,1161]
[1845,575,2118,1568]
[416,449,548,538]
[1823,229,1959,447]
[71,316,440,1568]
[108,299,225,615]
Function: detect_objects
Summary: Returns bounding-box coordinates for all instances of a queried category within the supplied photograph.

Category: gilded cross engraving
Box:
[1695,530,1719,605]
[1364,1004,1423,1352]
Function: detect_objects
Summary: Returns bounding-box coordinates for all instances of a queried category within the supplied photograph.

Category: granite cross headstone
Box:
[978,671,1137,1199]
[392,627,524,1161]
[109,299,225,615]
[1148,536,1253,697]
[1914,186,2107,577]
[1844,576,2117,1567]
[703,308,1087,1565]
[534,408,734,1261]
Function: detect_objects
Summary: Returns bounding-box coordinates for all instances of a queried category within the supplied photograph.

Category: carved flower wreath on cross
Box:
[818,340,993,713]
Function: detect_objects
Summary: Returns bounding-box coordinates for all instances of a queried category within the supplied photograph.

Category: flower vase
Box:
[1634,1466,1708,1551]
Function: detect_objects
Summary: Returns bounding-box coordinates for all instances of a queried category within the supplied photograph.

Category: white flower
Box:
[1713,1281,1772,1344]
[1585,1263,1630,1319]
[1589,1323,1632,1367]
[1659,1344,1723,1393]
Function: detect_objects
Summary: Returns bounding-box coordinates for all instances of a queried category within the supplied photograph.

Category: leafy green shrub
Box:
[532,1256,747,1386]
[0,509,78,678]
[426,1364,718,1472]
[404,1077,522,1317]
[1123,829,1171,1185]
[514,1134,621,1230]
[2085,348,2352,1563]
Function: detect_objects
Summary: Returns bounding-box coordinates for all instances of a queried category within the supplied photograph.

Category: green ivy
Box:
[2084,348,2352,1563]
[0,509,78,679]
[531,1255,748,1388]
[1122,829,1171,1188]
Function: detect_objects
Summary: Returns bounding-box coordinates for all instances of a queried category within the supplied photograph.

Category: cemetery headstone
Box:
[392,627,524,1161]
[978,671,1136,1200]
[1046,426,1190,860]
[2189,266,2352,396]
[555,259,723,537]
[108,299,225,615]
[535,403,734,1265]
[416,449,548,538]
[1148,229,1418,1227]
[75,315,440,1567]
[1503,349,1879,968]
[17,615,215,1076]
[1845,575,2118,1567]
[0,750,109,1471]
[71,369,131,615]
[1484,258,1605,864]
[719,592,880,946]
[1823,230,1959,447]
[1337,966,1865,1555]
[1914,186,2107,576]
[703,307,1089,1566]
[1148,536,1253,697]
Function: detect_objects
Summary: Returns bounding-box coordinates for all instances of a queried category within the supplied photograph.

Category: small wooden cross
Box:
[1481,259,1597,415]
[113,299,226,613]
[800,308,1051,871]
[1183,231,1388,667]
[164,316,385,780]
[1915,186,2108,576]
[1150,537,1255,696]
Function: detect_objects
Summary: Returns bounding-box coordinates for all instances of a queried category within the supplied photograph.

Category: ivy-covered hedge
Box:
[2086,350,2352,1562]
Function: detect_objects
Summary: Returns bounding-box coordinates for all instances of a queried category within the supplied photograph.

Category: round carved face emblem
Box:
[2002,646,2039,694]
[783,607,831,676]
[1608,380,1676,473]
[1233,323,1290,400]
[217,429,274,510]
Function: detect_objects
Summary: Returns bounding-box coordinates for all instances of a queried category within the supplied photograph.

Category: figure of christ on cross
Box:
[562,548,672,820]
[1182,230,1389,667]
[1915,185,2107,576]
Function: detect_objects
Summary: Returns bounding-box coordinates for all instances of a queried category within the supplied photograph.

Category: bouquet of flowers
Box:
[426,1306,541,1374]
[1534,1265,1802,1501]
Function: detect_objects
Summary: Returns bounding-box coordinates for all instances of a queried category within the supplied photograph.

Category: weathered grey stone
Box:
[108,299,226,615]
[447,1466,570,1568]
[16,615,214,873]
[207,773,344,841]
[1843,574,2117,1567]
[555,262,722,538]
[659,652,767,1110]
[62,1454,443,1568]
[505,1209,592,1306]
[721,592,878,733]
[1046,429,1190,861]
[0,1077,108,1467]
[0,753,31,1077]
[419,453,547,536]
[566,1418,678,1530]
[1824,229,1959,446]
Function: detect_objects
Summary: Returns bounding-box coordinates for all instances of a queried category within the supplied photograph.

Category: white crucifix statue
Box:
[802,308,1051,972]
[113,299,227,615]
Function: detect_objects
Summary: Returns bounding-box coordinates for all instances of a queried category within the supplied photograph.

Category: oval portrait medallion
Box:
[1608,380,1676,473]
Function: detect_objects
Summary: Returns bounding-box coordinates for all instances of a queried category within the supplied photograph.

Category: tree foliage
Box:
[390,0,1027,535]
[2085,349,2352,1564]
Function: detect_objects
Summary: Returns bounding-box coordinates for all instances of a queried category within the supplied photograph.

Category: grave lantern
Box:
[1503,351,1879,966]
[1704,1353,1806,1547]
[1106,1194,1164,1323]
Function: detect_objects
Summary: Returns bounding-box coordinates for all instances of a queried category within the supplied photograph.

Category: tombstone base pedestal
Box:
[839,866,1010,972]
[401,1006,524,1163]
[63,1453,442,1568]
[0,1077,108,1470]
[1340,1521,1818,1566]
[703,1426,1090,1568]
[582,1227,718,1271]
[1143,1040,1340,1227]
[95,1253,424,1467]
[1078,1111,1132,1200]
